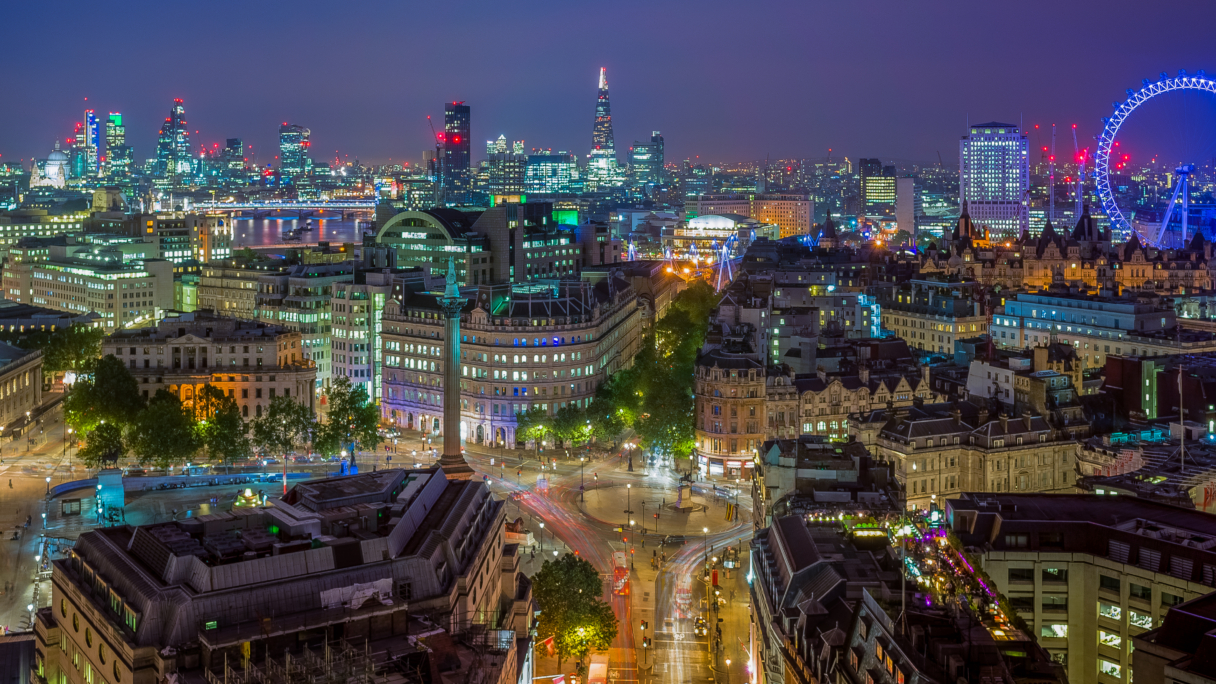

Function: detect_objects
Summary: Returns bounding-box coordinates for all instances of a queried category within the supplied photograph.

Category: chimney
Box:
[858,363,870,383]
[952,407,962,426]
[999,412,1009,433]
[978,407,990,425]
[1023,410,1033,431]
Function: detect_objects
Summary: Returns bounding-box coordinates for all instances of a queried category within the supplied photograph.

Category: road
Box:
[455,435,755,684]
[0,416,756,683]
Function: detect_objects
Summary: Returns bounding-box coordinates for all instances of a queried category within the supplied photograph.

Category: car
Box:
[693,617,708,637]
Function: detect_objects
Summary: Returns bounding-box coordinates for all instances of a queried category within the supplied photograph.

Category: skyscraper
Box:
[278,123,311,181]
[586,68,624,190]
[155,99,191,178]
[629,131,664,187]
[442,101,471,203]
[104,113,132,178]
[80,110,100,177]
[959,122,1029,238]
[592,67,615,156]
[859,159,895,217]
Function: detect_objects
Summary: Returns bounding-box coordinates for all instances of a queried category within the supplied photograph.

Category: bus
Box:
[674,573,693,619]
[612,551,630,596]
[587,654,609,684]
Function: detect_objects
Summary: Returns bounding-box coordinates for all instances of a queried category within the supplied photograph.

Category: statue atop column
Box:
[438,256,474,479]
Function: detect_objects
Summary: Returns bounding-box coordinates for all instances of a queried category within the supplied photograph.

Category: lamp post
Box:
[580,456,586,501]
[26,411,31,452]
[703,526,710,565]
[45,476,51,496]
[625,483,632,542]
[538,521,545,553]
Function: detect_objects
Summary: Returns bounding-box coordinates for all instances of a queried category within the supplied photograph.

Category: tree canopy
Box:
[194,385,251,467]
[76,422,124,469]
[64,354,145,434]
[532,553,617,668]
[251,395,316,459]
[127,390,199,470]
[315,376,381,456]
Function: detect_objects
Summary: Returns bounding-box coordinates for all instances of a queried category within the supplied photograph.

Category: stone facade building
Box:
[102,311,316,418]
[379,271,663,447]
[865,400,1078,510]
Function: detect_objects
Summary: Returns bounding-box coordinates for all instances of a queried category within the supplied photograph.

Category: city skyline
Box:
[4,1,1216,166]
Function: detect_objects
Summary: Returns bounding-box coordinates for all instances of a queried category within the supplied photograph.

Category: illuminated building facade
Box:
[686,193,813,239]
[629,131,664,187]
[443,102,471,203]
[78,110,100,177]
[525,152,581,194]
[585,68,624,190]
[155,99,192,179]
[278,123,312,181]
[104,113,132,178]
[859,159,895,217]
[960,122,1030,238]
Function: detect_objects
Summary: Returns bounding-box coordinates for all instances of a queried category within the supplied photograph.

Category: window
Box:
[1129,583,1151,601]
[1042,596,1068,612]
[1098,630,1123,648]
[1009,568,1034,582]
[1098,659,1121,678]
[1099,601,1122,620]
[1040,624,1068,638]
[1004,534,1028,548]
[1129,610,1153,628]
[1042,568,1068,582]
[1162,592,1183,608]
[1099,575,1121,593]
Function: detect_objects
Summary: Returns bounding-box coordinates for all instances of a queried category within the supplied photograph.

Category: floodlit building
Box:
[959,122,1029,238]
[102,310,316,417]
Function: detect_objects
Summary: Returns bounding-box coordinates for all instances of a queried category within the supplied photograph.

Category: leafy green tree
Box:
[194,385,251,469]
[315,376,381,456]
[76,422,125,469]
[127,390,199,469]
[42,324,104,375]
[515,406,552,448]
[251,395,315,462]
[65,355,145,434]
[532,553,618,669]
[550,403,588,448]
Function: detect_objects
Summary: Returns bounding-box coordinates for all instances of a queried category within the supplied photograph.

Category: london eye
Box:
[1096,69,1216,248]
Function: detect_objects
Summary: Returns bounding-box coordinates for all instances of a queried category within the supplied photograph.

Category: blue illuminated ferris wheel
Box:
[1096,69,1216,248]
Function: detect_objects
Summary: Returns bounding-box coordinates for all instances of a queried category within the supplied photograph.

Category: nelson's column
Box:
[439,257,474,479]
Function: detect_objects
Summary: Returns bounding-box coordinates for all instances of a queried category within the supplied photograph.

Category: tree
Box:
[76,422,124,469]
[42,324,104,375]
[315,376,381,457]
[515,407,552,448]
[550,403,588,448]
[532,554,618,669]
[127,390,199,469]
[194,385,251,469]
[64,355,145,434]
[251,395,315,462]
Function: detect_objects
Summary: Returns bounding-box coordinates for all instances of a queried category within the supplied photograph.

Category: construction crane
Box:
[1070,124,1086,219]
[1049,123,1057,223]
[937,151,944,168]
[427,115,444,206]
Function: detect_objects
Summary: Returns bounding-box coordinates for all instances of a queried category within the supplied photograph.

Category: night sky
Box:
[5,0,1216,167]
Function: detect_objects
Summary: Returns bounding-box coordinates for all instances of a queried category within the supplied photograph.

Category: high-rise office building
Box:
[278,123,311,182]
[79,110,100,177]
[959,121,1029,238]
[895,176,919,237]
[104,113,132,178]
[859,159,896,217]
[487,134,508,156]
[223,138,245,174]
[155,99,192,178]
[586,68,624,190]
[442,101,471,203]
[630,131,664,187]
[525,152,581,194]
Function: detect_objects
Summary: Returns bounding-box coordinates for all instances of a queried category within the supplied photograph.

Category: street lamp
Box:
[538,521,545,553]
[703,526,710,563]
[45,476,51,496]
[580,456,586,501]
